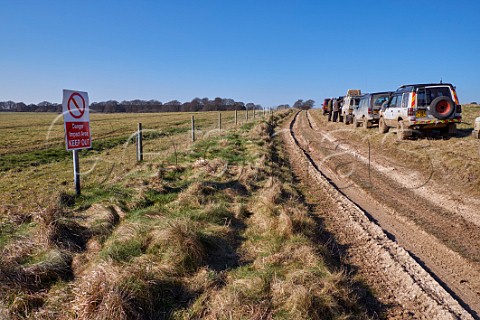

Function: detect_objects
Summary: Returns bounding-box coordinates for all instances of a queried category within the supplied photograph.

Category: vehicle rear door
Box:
[415,88,429,119]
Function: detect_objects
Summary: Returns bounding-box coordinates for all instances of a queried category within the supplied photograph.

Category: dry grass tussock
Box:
[78,204,121,238]
[251,121,272,142]
[33,205,91,253]
[72,262,160,320]
[0,248,73,295]
[272,269,357,319]
[73,260,190,320]
[247,177,298,238]
[237,153,269,190]
[202,283,272,320]
[280,204,316,236]
[1,236,40,265]
[72,262,131,320]
[173,181,216,208]
[103,222,144,245]
[145,220,206,274]
[0,207,80,294]
[260,176,283,205]
[192,158,228,177]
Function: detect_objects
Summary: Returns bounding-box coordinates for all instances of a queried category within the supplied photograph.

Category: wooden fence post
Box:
[191,115,195,142]
[136,123,143,162]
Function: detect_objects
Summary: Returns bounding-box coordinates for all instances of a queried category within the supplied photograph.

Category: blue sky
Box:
[1,0,479,106]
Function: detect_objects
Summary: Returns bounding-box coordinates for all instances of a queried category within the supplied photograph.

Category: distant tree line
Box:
[293,99,315,110]
[0,97,291,113]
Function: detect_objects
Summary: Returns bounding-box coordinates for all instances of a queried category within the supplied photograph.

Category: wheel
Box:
[344,114,351,125]
[448,123,457,135]
[473,130,480,139]
[440,123,456,139]
[363,117,369,130]
[430,96,455,120]
[379,117,389,133]
[353,116,360,128]
[396,120,410,140]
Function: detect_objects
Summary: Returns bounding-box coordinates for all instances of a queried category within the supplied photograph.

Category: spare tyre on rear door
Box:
[430,96,455,120]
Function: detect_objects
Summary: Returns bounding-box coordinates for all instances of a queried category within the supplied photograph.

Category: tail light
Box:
[456,105,462,113]
[407,108,414,116]
[368,107,372,114]
[452,89,460,105]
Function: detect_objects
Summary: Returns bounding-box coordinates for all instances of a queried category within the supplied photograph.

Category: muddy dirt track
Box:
[281,110,479,319]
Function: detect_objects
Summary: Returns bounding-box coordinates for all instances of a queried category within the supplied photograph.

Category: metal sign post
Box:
[73,150,81,195]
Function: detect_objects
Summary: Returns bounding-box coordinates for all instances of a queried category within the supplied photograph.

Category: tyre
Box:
[396,120,410,141]
[430,96,455,120]
[363,117,369,130]
[379,117,389,133]
[353,116,360,128]
[440,123,457,139]
[448,123,457,135]
[344,114,351,125]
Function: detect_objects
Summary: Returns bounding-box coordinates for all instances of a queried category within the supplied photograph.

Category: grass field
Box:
[0,111,247,212]
[0,110,376,319]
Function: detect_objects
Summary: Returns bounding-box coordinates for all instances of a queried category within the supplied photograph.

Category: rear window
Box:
[372,94,390,107]
[417,87,452,107]
[350,98,360,106]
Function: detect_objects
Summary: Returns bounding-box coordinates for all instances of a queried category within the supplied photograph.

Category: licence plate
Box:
[373,110,379,114]
[416,110,426,118]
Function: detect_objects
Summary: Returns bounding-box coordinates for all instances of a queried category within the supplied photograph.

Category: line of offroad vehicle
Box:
[322,83,462,140]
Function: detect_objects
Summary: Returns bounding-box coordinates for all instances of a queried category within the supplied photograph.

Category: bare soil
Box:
[281,110,478,319]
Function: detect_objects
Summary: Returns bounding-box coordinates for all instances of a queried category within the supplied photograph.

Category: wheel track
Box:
[283,110,475,319]
[302,110,480,316]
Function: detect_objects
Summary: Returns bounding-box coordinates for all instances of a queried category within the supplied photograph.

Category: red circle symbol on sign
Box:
[67,93,86,119]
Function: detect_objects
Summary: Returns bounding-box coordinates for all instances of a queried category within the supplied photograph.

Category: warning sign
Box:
[63,90,91,151]
[65,122,91,149]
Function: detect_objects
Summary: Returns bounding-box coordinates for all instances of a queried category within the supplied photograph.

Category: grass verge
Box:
[0,111,379,319]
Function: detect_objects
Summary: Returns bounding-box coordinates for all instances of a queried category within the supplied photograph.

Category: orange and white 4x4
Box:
[378,83,461,140]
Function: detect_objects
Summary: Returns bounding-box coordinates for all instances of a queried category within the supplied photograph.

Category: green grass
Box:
[100,236,145,263]
[0,126,193,172]
[187,132,251,164]
[0,220,36,251]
